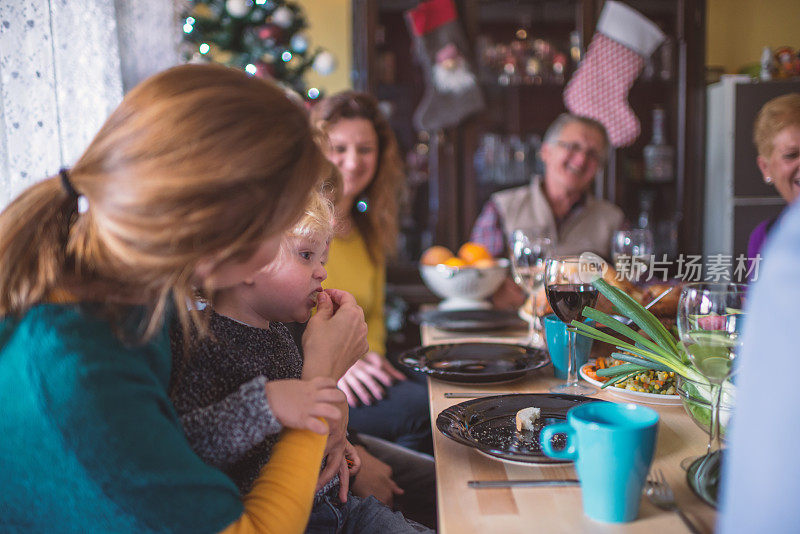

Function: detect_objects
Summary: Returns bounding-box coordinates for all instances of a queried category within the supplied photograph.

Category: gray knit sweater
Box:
[169,311,338,498]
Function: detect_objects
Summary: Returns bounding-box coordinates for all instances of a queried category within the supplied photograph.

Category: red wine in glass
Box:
[546,283,599,324]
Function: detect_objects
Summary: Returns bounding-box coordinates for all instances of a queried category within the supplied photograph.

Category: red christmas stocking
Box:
[563,0,665,147]
[406,0,484,131]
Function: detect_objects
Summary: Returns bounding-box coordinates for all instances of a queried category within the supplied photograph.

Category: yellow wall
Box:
[302,0,352,94]
[707,0,800,73]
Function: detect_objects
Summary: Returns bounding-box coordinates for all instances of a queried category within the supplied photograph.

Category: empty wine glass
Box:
[509,230,552,346]
[611,229,654,283]
[544,256,601,394]
[677,283,745,459]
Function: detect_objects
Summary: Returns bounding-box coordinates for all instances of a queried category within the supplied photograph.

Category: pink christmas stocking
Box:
[563,0,665,147]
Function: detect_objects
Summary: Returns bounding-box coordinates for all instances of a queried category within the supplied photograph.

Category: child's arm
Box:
[178,375,281,468]
[263,377,344,435]
[179,376,344,468]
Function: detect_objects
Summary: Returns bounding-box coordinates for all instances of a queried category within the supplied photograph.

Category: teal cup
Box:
[540,402,659,523]
[543,314,593,379]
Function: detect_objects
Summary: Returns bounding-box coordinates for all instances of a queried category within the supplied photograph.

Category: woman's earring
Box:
[355,194,369,213]
[765,176,773,184]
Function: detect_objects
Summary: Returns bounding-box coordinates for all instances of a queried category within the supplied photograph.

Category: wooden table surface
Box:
[420,324,718,533]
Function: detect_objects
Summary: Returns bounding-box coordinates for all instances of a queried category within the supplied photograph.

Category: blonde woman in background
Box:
[747,92,800,262]
[0,64,368,533]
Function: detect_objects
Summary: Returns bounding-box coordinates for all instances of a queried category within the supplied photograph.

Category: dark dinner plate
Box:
[398,342,549,384]
[437,393,606,464]
[414,309,527,332]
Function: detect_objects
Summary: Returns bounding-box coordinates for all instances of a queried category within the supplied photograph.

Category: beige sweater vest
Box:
[491,177,624,260]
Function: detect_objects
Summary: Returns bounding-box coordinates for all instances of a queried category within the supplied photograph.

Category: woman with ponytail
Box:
[0,64,367,533]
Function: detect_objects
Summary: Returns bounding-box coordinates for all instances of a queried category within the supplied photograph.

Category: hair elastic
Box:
[59,168,78,198]
[59,168,89,214]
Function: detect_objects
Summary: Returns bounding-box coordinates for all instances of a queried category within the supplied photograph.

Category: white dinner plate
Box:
[579,362,682,406]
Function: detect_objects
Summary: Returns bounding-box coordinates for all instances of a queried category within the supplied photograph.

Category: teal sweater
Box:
[0,304,243,533]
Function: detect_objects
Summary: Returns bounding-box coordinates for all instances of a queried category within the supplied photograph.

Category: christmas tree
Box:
[181,0,336,100]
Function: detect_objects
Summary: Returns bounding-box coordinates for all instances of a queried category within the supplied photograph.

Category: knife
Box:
[445,392,505,398]
[468,479,580,488]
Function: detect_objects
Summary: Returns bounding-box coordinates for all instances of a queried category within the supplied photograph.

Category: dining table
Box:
[419,319,719,533]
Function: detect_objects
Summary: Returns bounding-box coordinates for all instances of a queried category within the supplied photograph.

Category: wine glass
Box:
[611,229,654,283]
[509,229,552,346]
[677,283,745,460]
[544,256,601,394]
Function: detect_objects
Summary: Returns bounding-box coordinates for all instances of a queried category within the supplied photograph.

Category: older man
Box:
[470,113,624,307]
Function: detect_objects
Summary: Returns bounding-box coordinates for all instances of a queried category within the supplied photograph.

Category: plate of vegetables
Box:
[579,357,681,406]
[569,277,715,407]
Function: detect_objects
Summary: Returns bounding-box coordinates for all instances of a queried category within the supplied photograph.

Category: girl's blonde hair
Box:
[753,93,800,157]
[309,91,406,262]
[0,63,331,340]
[287,186,336,244]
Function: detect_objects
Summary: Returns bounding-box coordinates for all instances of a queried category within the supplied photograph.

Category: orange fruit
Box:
[458,242,493,264]
[443,257,468,268]
[471,258,497,269]
[420,245,455,266]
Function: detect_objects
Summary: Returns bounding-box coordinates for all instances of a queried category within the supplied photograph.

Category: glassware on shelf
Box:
[478,34,571,86]
[643,107,675,183]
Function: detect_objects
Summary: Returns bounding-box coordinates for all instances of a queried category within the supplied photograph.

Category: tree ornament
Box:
[255,61,275,78]
[191,3,215,19]
[225,0,251,18]
[257,24,281,43]
[290,33,309,53]
[249,8,266,23]
[312,51,336,75]
[563,0,665,147]
[287,54,301,69]
[189,52,207,64]
[272,6,294,28]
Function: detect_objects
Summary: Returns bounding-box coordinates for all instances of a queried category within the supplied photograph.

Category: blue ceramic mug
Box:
[543,314,593,379]
[540,402,659,523]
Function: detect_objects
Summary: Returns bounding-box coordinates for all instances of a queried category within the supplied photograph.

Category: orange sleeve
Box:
[220,428,327,534]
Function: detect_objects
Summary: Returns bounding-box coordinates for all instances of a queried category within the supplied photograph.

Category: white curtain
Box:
[0,0,180,208]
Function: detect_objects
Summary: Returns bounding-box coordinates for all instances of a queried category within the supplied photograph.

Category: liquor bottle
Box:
[643,107,674,183]
[637,190,654,230]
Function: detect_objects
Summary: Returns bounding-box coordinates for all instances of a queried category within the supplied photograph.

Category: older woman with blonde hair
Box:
[747,92,800,262]
[0,64,368,532]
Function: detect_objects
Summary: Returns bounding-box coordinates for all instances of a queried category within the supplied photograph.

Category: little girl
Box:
[170,191,431,533]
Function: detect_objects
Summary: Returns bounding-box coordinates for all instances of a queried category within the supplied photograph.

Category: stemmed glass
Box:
[544,256,601,394]
[611,229,654,283]
[677,283,745,460]
[508,229,552,347]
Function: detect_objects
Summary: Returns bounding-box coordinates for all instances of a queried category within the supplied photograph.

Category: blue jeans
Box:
[358,434,437,529]
[347,379,432,454]
[306,495,432,534]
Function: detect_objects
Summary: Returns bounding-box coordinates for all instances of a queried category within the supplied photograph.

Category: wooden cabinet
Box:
[353,0,707,261]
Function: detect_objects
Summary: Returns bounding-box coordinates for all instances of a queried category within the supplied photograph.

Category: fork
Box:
[645,469,701,534]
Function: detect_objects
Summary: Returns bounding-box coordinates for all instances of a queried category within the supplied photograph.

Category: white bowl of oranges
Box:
[419,242,509,310]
